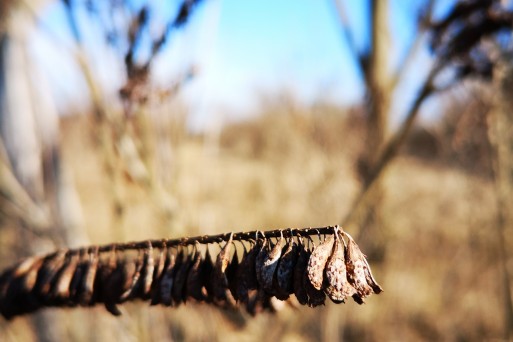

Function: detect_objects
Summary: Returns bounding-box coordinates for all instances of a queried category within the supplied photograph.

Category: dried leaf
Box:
[307,235,335,290]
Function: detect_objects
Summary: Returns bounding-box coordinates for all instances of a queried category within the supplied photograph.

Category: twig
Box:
[343,64,440,227]
[36,226,341,258]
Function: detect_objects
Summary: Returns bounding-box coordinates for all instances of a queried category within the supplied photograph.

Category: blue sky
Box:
[31,0,453,130]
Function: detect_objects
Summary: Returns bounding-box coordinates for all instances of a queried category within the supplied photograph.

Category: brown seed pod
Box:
[210,234,236,308]
[235,241,259,304]
[293,244,309,305]
[120,251,144,301]
[185,244,206,302]
[78,247,100,305]
[172,247,194,305]
[102,258,125,316]
[50,252,79,303]
[160,249,179,306]
[140,242,155,299]
[274,241,298,300]
[307,235,335,290]
[344,233,374,298]
[150,247,171,305]
[225,246,239,301]
[34,252,67,303]
[303,248,326,308]
[323,232,356,303]
[0,256,45,319]
[200,247,214,302]
[256,235,284,294]
[245,288,273,316]
[94,247,118,305]
[69,249,88,303]
[152,246,167,285]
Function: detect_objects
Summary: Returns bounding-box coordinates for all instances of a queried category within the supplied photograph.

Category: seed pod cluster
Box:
[0,226,382,319]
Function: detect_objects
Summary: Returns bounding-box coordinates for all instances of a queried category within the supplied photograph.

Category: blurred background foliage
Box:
[1,0,513,341]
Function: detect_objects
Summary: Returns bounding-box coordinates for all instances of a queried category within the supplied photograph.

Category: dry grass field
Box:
[1,103,505,341]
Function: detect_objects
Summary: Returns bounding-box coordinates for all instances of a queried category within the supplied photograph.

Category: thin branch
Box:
[39,226,341,257]
[330,0,368,78]
[343,64,440,227]
[390,0,436,89]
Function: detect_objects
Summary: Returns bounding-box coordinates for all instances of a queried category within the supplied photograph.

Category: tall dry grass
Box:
[0,94,506,341]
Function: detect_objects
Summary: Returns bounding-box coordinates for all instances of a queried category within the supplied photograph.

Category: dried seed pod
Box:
[102,259,125,316]
[235,242,259,304]
[94,247,118,305]
[120,251,144,301]
[225,246,239,301]
[50,252,79,303]
[274,241,298,300]
[34,252,67,303]
[185,245,206,302]
[293,245,309,305]
[160,250,179,306]
[344,233,374,298]
[140,242,155,299]
[211,234,236,308]
[245,288,273,316]
[303,248,326,308]
[152,246,167,285]
[69,250,88,302]
[0,257,44,319]
[150,247,172,305]
[256,235,284,294]
[172,247,194,305]
[78,247,99,305]
[201,247,214,302]
[323,233,356,303]
[307,235,335,290]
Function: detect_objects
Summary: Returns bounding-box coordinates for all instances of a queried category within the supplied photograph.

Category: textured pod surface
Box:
[274,241,298,300]
[307,235,335,290]
[303,248,326,307]
[185,248,206,302]
[0,226,382,318]
[344,234,374,298]
[34,252,67,303]
[159,251,178,306]
[50,253,79,302]
[141,243,155,298]
[210,235,236,307]
[172,249,194,305]
[235,242,260,304]
[257,237,284,293]
[323,234,355,303]
[293,246,309,305]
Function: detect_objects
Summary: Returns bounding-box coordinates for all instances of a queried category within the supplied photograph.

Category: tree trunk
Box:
[488,58,513,341]
[356,0,391,261]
